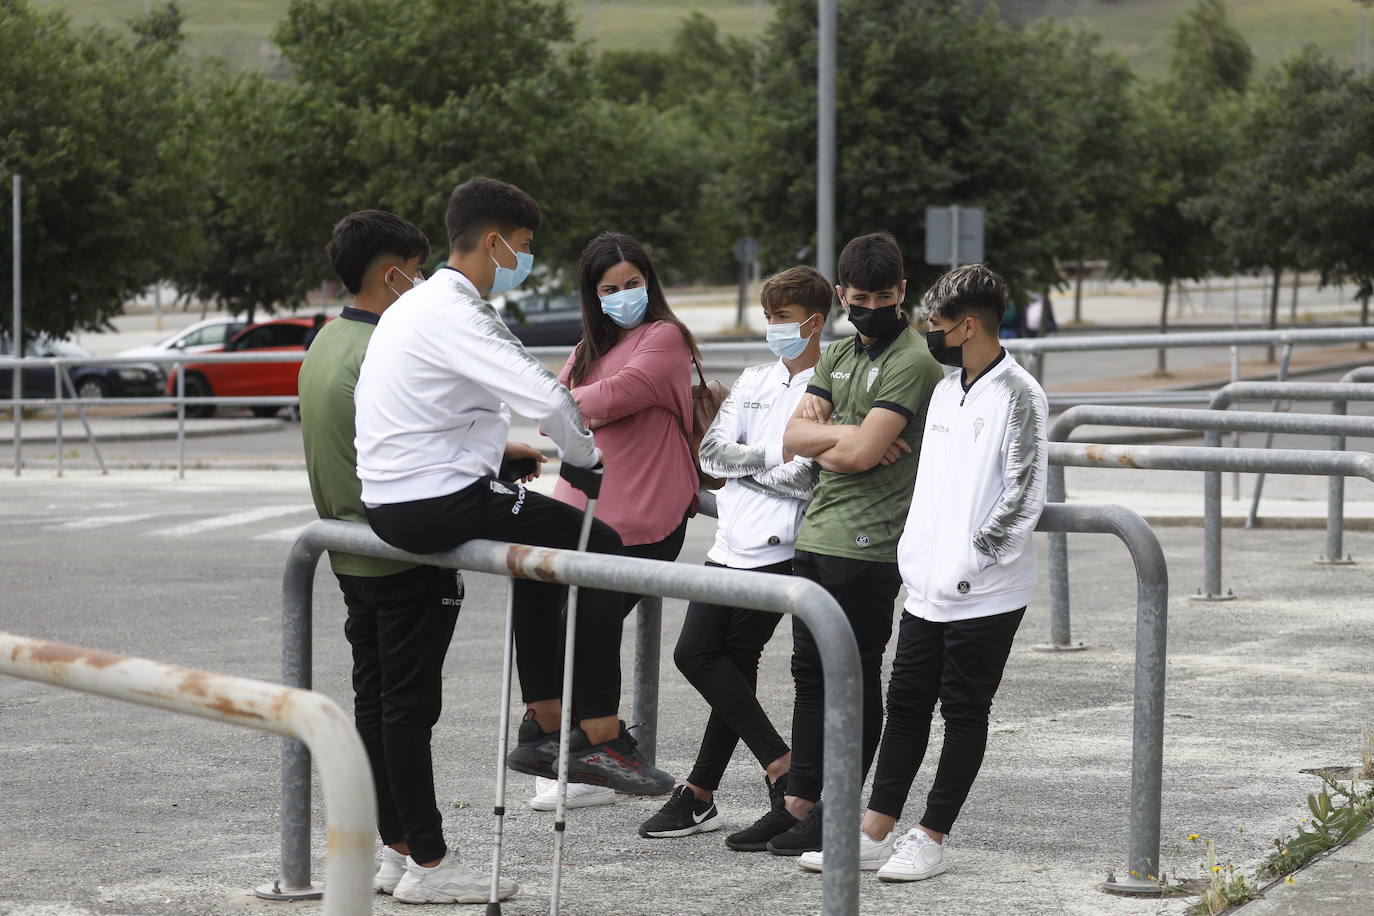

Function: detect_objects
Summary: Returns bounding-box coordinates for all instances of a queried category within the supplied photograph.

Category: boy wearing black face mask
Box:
[760,233,943,856]
[800,263,1048,881]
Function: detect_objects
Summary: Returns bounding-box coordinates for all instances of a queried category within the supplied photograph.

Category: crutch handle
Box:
[558,461,603,500]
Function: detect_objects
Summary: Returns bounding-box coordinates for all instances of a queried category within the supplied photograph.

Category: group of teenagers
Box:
[298,177,1049,905]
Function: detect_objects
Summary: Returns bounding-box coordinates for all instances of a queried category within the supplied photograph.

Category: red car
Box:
[167,316,321,418]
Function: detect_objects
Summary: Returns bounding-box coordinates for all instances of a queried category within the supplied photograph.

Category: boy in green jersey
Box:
[753,233,943,856]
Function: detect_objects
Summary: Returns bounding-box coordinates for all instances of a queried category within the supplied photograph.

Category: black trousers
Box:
[621,513,690,615]
[673,559,792,791]
[366,476,626,718]
[787,550,903,803]
[337,565,461,863]
[867,607,1024,835]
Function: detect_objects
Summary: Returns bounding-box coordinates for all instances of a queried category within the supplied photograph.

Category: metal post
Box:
[816,0,836,284]
[175,361,186,480]
[12,173,21,478]
[61,367,106,475]
[258,538,320,900]
[54,364,63,477]
[1037,464,1085,651]
[632,595,661,764]
[278,522,865,915]
[1,633,375,916]
[949,205,960,270]
[1244,343,1294,527]
[1036,504,1168,894]
[1319,399,1354,565]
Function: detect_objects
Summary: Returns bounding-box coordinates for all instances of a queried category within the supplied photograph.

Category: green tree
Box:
[742,0,1135,307]
[0,0,202,341]
[1169,0,1254,95]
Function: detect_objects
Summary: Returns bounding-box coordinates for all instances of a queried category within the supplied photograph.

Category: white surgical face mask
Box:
[384,268,424,302]
[489,235,534,295]
[766,314,817,359]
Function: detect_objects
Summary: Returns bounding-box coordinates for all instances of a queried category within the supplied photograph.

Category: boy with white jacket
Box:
[799,263,1048,881]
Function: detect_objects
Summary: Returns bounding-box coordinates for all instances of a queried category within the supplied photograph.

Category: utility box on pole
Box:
[925,205,984,268]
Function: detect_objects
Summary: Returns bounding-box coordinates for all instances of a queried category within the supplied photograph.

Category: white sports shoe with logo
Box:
[392,850,518,904]
[528,775,616,811]
[876,828,948,882]
[373,846,407,894]
[797,829,895,873]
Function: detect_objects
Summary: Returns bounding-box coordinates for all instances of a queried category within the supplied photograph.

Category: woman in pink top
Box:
[555,232,700,588]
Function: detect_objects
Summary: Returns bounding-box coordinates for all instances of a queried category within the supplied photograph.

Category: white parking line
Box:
[53,513,165,530]
[254,524,308,543]
[152,505,313,537]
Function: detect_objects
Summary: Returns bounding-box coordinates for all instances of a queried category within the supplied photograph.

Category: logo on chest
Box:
[866,367,879,392]
[832,371,852,380]
[741,401,772,410]
[973,417,986,442]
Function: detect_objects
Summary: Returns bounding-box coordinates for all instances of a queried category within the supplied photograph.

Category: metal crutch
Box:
[549,460,603,916]
[486,581,516,915]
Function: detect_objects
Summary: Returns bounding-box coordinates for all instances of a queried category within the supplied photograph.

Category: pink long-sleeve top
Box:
[554,320,697,546]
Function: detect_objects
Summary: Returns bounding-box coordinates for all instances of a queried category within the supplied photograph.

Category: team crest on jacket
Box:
[866,367,879,391]
[973,417,985,442]
[855,534,870,548]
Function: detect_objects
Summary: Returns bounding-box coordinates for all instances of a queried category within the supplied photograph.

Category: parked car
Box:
[166,317,317,418]
[117,317,247,360]
[0,336,163,400]
[498,291,584,346]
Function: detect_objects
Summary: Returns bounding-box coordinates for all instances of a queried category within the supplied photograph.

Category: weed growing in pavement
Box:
[1181,775,1374,916]
[1361,725,1374,781]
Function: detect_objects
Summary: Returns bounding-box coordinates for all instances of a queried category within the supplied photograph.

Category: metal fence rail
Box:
[1045,406,1374,647]
[0,631,375,916]
[277,520,864,915]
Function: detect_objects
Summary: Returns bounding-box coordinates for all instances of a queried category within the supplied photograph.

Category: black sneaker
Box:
[505,712,559,778]
[568,721,675,796]
[767,801,823,856]
[726,805,799,852]
[638,785,722,838]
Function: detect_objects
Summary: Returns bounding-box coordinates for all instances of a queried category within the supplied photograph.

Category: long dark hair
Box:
[570,232,702,387]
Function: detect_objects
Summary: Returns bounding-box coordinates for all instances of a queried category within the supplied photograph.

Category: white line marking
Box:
[54,513,164,530]
[152,505,313,537]
[254,524,308,543]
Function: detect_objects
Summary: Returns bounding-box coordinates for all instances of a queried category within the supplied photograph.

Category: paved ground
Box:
[2,471,1372,915]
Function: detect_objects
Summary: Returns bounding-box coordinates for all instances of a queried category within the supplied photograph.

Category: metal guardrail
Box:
[0,631,376,916]
[1045,406,1374,647]
[1202,382,1374,598]
[1324,366,1374,563]
[276,519,865,915]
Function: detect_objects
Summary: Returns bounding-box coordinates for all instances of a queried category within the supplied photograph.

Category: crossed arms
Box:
[783,393,911,474]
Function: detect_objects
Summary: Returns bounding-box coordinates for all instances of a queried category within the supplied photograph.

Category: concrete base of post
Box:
[1189,589,1237,602]
[1100,874,1178,897]
[1314,555,1357,566]
[253,880,323,901]
[1031,642,1090,653]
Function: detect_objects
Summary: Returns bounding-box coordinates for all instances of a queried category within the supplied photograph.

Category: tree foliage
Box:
[0,0,201,341]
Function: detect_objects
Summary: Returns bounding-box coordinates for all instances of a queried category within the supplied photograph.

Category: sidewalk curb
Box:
[1231,825,1374,915]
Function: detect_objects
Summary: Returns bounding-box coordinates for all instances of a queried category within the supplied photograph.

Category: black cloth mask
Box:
[925,328,964,367]
[848,303,903,338]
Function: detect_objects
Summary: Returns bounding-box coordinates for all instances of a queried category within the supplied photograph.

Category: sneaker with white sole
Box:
[392,850,519,904]
[876,828,947,882]
[798,829,895,873]
[638,785,722,838]
[373,846,406,894]
[528,775,616,811]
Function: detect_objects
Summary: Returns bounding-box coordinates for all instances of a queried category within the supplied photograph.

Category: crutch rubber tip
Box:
[484,903,503,915]
[493,805,505,816]
[555,821,566,832]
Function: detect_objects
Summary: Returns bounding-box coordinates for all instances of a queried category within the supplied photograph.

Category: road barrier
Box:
[1324,366,1374,563]
[1046,407,1374,647]
[277,499,1172,904]
[276,520,865,915]
[0,632,376,916]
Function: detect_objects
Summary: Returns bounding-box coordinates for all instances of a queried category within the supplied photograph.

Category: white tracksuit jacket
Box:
[698,360,819,568]
[355,268,598,505]
[898,352,1048,622]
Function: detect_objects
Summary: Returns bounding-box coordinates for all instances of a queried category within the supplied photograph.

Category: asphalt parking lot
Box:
[1,470,1372,915]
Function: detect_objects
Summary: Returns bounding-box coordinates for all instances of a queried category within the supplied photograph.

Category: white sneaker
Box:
[392,850,519,905]
[798,829,896,873]
[876,828,947,882]
[373,846,406,894]
[528,775,616,811]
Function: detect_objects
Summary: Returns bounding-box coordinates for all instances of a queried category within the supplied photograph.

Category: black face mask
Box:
[848,303,903,339]
[925,328,964,367]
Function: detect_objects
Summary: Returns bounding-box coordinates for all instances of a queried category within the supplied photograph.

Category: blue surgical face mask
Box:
[766,315,818,359]
[600,285,649,329]
[489,235,534,295]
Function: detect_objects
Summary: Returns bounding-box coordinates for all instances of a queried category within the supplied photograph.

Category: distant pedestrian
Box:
[1022,291,1057,338]
[303,312,327,349]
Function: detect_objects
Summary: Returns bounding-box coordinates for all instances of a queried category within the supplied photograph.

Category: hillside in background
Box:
[32,0,1372,75]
